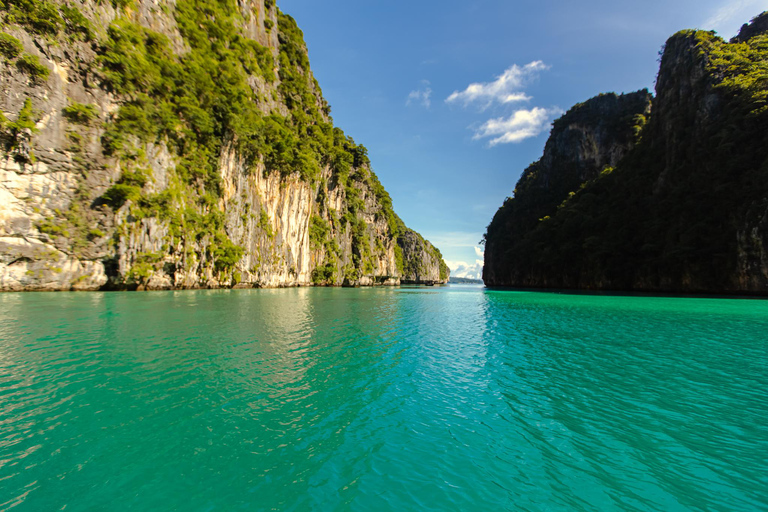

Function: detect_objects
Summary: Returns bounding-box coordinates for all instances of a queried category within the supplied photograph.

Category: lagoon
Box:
[0,286,766,510]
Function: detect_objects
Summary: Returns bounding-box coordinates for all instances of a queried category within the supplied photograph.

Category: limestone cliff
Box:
[731,11,768,43]
[483,91,652,287]
[484,13,768,294]
[396,219,449,285]
[0,0,448,290]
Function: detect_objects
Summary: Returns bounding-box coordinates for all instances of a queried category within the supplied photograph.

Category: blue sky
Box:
[279,0,766,278]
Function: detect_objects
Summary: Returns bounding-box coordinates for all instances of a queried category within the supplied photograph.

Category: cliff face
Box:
[483,91,652,286]
[484,13,768,294]
[0,0,447,290]
[731,11,768,43]
[396,222,449,285]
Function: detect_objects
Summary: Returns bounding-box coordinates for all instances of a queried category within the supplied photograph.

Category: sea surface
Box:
[0,286,766,511]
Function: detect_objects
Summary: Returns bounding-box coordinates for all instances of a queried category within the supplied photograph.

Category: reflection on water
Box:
[0,287,767,511]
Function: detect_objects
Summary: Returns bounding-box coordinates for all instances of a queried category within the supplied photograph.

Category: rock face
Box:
[0,0,447,290]
[483,91,652,287]
[396,224,449,285]
[731,11,768,43]
[484,14,768,294]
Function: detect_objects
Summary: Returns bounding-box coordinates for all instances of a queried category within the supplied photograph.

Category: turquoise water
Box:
[0,286,766,511]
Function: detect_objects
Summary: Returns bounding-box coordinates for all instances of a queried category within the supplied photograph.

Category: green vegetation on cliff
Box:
[1,0,92,40]
[62,101,98,124]
[0,30,51,82]
[489,91,651,257]
[93,0,407,282]
[0,0,447,288]
[0,32,23,59]
[484,16,768,293]
[0,97,38,156]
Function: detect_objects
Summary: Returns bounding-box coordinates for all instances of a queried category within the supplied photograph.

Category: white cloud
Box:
[445,61,561,147]
[407,80,432,108]
[445,246,485,280]
[703,0,764,34]
[445,61,548,108]
[445,260,484,280]
[472,107,563,146]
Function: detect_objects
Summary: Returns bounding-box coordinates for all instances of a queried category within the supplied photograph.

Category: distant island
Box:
[484,12,768,295]
[449,277,483,284]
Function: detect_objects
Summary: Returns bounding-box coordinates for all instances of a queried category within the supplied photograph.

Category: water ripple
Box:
[0,288,766,510]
